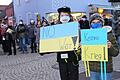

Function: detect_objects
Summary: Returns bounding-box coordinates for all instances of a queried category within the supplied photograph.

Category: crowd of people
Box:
[0,19,38,55]
[0,6,120,80]
[0,15,61,56]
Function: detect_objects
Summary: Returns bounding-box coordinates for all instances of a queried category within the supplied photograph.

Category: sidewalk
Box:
[0,47,120,80]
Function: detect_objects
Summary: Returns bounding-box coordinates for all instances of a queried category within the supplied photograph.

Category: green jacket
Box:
[89,31,119,73]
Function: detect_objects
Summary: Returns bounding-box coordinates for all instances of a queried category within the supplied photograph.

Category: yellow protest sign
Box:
[40,36,79,53]
[82,45,108,61]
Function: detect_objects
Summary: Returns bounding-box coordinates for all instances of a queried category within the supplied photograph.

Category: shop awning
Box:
[90,4,120,10]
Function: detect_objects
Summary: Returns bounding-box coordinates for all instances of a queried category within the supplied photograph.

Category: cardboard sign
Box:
[81,29,108,61]
[39,22,79,53]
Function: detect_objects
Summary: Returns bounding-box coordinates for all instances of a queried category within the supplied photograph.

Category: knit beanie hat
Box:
[89,13,104,24]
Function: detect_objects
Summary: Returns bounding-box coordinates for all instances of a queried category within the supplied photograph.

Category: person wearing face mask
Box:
[17,20,27,53]
[57,6,80,80]
[80,15,90,29]
[28,20,37,53]
[89,13,119,80]
[58,7,73,24]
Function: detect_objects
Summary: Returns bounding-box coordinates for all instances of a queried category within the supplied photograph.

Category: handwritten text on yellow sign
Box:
[82,45,108,61]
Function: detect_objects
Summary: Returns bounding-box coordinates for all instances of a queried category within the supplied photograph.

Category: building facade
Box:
[0,5,7,19]
[0,2,14,22]
[13,0,111,24]
[5,2,14,18]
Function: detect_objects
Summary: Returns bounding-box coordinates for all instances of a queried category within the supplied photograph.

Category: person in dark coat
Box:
[41,17,49,27]
[28,20,37,53]
[81,15,90,29]
[17,20,27,53]
[6,25,16,55]
[103,15,110,26]
[57,6,80,80]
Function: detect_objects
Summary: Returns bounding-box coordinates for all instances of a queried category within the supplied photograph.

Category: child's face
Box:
[91,19,102,29]
[60,12,69,17]
[60,12,70,23]
[91,19,101,24]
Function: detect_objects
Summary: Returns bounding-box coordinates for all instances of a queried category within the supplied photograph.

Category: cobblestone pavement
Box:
[0,53,61,80]
[0,47,120,80]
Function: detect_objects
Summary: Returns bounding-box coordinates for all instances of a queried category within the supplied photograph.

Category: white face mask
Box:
[60,16,70,23]
[30,20,34,24]
[19,21,23,24]
[82,18,86,21]
[1,24,6,28]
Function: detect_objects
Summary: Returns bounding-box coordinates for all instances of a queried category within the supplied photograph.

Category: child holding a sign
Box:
[57,6,80,80]
[88,13,119,80]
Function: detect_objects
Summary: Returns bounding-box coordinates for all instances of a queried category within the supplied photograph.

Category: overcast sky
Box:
[0,0,12,5]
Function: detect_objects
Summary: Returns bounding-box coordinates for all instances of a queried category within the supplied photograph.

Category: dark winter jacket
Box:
[28,25,37,39]
[115,25,120,37]
[17,24,26,38]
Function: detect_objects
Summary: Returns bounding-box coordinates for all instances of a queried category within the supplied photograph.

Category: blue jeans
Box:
[90,71,112,80]
[19,37,27,53]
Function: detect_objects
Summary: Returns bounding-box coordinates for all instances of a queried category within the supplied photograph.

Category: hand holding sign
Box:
[102,26,112,33]
[78,43,82,48]
[107,40,112,48]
